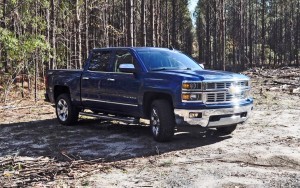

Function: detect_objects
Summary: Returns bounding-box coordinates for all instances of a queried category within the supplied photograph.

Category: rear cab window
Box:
[88,50,112,72]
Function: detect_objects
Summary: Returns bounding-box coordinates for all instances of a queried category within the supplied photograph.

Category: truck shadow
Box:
[0,119,231,162]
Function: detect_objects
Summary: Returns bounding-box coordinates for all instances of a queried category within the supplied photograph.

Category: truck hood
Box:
[150,69,249,81]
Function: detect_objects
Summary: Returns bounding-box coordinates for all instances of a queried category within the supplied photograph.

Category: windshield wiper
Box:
[151,68,170,71]
[151,67,192,71]
[176,67,192,70]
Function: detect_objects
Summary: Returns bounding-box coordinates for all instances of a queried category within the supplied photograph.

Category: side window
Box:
[113,50,136,72]
[88,51,112,72]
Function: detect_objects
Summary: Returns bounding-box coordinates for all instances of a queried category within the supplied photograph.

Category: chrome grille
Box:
[204,80,249,103]
[207,93,223,102]
[206,93,229,103]
[181,80,250,103]
[206,92,246,103]
[237,81,248,87]
[205,81,248,90]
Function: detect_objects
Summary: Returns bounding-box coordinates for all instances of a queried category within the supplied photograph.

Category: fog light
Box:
[240,112,247,118]
[189,112,202,118]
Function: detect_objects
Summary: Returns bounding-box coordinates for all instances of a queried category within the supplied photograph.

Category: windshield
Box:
[136,49,202,71]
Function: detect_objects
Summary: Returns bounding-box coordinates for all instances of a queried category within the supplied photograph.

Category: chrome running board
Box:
[79,112,139,124]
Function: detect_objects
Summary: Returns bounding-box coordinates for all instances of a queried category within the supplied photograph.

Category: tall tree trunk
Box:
[254,0,259,66]
[68,28,72,68]
[289,2,294,65]
[248,0,253,67]
[239,0,244,70]
[46,8,51,69]
[104,0,109,47]
[133,0,137,46]
[140,0,146,46]
[213,0,217,69]
[1,0,8,73]
[262,0,266,66]
[296,0,300,66]
[155,0,159,46]
[122,0,127,46]
[274,0,278,67]
[127,0,133,46]
[171,0,176,48]
[1,0,6,28]
[165,0,170,47]
[159,0,163,46]
[85,0,89,58]
[76,0,82,68]
[205,2,211,68]
[50,0,56,69]
[150,0,155,46]
[34,0,38,102]
[74,22,77,69]
[220,0,225,70]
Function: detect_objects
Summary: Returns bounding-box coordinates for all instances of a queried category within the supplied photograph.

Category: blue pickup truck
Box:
[45,47,253,142]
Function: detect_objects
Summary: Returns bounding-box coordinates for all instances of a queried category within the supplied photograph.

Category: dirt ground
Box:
[0,67,300,187]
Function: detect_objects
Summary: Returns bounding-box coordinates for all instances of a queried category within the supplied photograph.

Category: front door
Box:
[106,49,141,116]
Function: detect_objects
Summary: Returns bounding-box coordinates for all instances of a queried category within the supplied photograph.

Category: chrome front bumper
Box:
[174,105,253,127]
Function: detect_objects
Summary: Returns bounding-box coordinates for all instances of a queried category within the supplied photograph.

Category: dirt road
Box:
[0,68,299,187]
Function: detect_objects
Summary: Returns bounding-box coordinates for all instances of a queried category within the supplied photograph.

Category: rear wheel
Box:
[55,94,79,125]
[216,124,237,135]
[150,100,175,142]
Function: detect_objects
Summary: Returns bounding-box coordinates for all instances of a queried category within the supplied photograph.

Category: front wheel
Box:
[55,94,79,125]
[150,100,175,142]
[216,124,237,135]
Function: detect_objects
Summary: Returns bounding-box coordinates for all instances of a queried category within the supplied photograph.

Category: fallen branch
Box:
[277,73,300,79]
[70,157,104,167]
[0,156,109,187]
[275,156,300,167]
[216,159,283,168]
[61,152,75,161]
[273,80,300,86]
[0,158,14,166]
[252,72,275,78]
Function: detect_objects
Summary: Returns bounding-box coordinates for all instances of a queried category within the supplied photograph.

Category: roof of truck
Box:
[92,47,176,52]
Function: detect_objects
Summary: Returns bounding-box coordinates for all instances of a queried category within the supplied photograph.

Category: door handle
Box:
[82,77,89,80]
[107,78,115,82]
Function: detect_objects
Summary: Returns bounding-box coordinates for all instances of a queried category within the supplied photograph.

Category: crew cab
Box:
[45,47,253,142]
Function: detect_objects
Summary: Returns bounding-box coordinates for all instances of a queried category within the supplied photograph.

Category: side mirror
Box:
[119,64,136,73]
[199,64,205,69]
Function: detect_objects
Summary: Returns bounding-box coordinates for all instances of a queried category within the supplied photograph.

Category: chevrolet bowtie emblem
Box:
[228,85,240,95]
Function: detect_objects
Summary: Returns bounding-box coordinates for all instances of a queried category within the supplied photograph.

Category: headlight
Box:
[237,80,250,87]
[182,81,203,102]
[182,93,202,102]
[182,82,202,90]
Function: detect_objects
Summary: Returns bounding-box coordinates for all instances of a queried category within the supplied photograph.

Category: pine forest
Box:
[0,0,299,102]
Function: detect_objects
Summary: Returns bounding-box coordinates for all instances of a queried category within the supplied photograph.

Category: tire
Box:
[55,94,79,125]
[150,99,175,142]
[216,124,237,135]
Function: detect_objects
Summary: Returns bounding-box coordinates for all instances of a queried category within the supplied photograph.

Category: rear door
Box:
[81,50,114,110]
